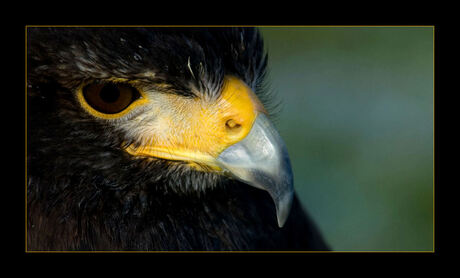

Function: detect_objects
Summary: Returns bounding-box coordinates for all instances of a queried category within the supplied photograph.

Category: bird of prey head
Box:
[27,27,328,251]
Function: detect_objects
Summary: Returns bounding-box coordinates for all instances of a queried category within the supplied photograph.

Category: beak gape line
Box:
[124,76,294,227]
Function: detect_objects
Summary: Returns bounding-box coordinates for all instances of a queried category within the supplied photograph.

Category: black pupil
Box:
[99,84,121,103]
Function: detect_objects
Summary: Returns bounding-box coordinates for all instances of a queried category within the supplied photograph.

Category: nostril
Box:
[226,119,242,130]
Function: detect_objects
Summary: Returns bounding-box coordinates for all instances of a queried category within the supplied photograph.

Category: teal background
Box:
[259,27,433,251]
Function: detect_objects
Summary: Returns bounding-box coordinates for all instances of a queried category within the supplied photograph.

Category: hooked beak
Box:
[124,76,294,227]
[216,113,294,227]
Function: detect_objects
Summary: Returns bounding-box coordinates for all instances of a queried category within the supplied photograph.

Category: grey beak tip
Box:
[216,114,295,229]
[275,191,294,228]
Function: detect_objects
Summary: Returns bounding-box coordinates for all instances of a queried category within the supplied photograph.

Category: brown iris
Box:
[82,82,141,114]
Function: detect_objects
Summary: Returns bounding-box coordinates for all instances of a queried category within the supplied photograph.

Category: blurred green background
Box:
[259,27,433,251]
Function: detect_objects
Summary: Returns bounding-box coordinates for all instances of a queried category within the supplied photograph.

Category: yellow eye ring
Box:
[76,79,149,119]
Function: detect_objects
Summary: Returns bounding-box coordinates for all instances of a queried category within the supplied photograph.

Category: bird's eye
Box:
[81,82,142,115]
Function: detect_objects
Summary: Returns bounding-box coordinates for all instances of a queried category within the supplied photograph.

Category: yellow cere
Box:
[124,75,266,170]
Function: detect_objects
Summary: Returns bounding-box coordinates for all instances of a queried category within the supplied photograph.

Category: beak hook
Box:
[217,114,294,227]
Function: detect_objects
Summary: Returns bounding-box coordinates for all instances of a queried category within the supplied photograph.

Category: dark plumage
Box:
[27,27,329,251]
